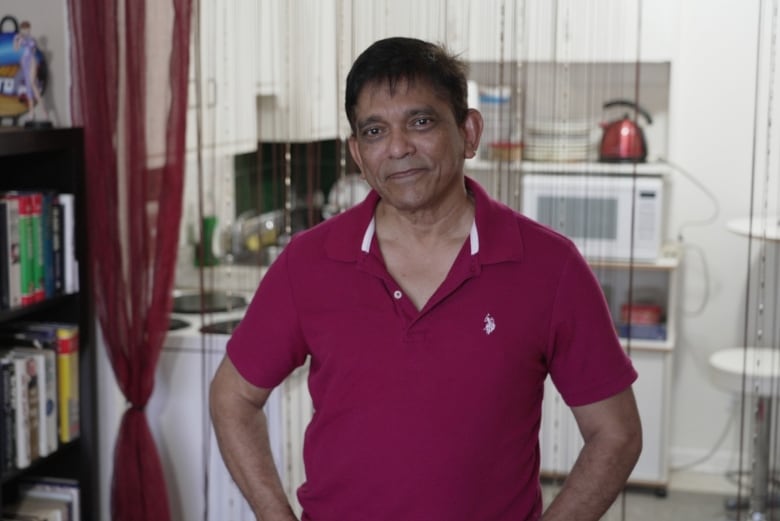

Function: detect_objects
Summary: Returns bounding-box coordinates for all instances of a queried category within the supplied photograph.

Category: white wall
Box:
[2,1,71,126]
[666,0,766,476]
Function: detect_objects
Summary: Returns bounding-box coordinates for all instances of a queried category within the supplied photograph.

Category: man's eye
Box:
[362,127,381,137]
[413,117,432,127]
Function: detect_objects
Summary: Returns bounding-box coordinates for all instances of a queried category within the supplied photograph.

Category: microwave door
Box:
[521,175,662,261]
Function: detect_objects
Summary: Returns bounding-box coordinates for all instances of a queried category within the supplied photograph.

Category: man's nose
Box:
[387,128,415,158]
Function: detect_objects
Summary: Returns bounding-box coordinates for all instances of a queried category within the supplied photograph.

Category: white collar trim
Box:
[360,217,376,252]
[360,216,480,255]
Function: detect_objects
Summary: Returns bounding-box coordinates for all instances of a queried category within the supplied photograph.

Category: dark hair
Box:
[345,37,469,135]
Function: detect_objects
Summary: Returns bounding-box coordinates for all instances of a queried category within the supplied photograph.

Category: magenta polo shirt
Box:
[227,177,637,521]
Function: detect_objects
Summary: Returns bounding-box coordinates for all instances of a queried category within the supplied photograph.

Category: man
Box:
[210,37,642,521]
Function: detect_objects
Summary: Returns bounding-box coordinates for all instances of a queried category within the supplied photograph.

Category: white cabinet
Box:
[464,0,680,63]
[256,0,341,142]
[540,256,680,492]
[187,0,258,155]
[147,335,284,521]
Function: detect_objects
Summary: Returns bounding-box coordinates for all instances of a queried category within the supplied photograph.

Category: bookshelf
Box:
[0,128,96,520]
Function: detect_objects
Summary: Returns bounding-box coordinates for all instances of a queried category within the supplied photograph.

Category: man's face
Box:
[348,79,481,214]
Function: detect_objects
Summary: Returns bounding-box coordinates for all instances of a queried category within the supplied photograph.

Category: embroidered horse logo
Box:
[483,313,496,335]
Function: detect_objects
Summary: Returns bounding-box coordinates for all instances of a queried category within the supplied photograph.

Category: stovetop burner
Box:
[168,317,190,331]
[172,291,247,314]
[200,318,242,335]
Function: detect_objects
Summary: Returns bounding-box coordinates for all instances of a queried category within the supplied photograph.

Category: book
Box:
[1,353,15,472]
[13,347,57,457]
[39,192,57,299]
[55,326,79,443]
[0,195,22,309]
[50,202,64,296]
[2,350,32,469]
[56,194,78,294]
[28,192,45,302]
[13,350,40,463]
[2,495,69,521]
[18,476,80,521]
[0,200,7,309]
[11,193,35,306]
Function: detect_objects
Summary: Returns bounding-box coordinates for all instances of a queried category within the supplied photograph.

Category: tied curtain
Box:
[67,0,192,519]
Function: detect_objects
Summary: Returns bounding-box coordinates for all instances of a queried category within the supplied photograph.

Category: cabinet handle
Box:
[207,78,217,109]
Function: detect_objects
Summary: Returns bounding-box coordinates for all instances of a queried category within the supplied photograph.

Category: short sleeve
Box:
[226,248,309,388]
[546,250,638,407]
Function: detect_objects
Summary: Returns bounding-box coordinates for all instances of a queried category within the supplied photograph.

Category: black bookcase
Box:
[0,127,96,520]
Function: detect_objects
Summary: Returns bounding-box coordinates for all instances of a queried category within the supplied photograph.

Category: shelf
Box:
[620,337,674,352]
[587,252,681,271]
[0,128,95,521]
[466,158,672,176]
[727,216,780,242]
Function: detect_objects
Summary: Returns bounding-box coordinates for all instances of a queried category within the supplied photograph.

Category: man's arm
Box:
[209,355,298,521]
[541,387,642,521]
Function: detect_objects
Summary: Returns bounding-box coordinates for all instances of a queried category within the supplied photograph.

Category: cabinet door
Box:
[257,0,340,141]
[628,349,670,483]
[539,349,671,485]
[214,0,259,154]
[147,345,285,521]
[186,0,218,152]
[458,0,665,63]
[188,0,258,154]
[256,0,282,96]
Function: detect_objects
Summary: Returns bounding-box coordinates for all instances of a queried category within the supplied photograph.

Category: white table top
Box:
[727,217,780,241]
[709,347,780,396]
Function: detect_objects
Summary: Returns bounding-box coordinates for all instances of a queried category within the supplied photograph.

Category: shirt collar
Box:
[327,176,524,264]
[361,214,480,255]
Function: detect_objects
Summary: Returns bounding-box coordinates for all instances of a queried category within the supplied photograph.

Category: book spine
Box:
[22,354,41,462]
[12,356,31,469]
[40,192,56,299]
[56,326,80,443]
[12,348,53,457]
[57,194,78,294]
[43,347,58,454]
[29,192,45,302]
[51,202,64,296]
[3,196,22,308]
[1,356,16,472]
[0,200,8,309]
[15,194,35,306]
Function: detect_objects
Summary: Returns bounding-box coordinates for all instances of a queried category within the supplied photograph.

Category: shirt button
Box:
[393,290,402,300]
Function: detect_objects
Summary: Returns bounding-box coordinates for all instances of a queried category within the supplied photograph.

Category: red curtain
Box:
[67,0,192,519]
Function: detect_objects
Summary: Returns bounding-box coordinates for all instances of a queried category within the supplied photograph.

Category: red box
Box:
[620,303,662,325]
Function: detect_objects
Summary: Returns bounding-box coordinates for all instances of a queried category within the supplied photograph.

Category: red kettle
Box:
[599,99,652,162]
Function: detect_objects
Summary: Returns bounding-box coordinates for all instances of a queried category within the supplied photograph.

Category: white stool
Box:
[709,347,780,520]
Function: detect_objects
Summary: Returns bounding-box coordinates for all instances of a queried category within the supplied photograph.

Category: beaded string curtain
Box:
[186,1,759,519]
[231,0,650,518]
[727,0,780,518]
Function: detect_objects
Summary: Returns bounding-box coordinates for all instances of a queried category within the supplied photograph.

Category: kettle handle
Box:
[603,99,653,125]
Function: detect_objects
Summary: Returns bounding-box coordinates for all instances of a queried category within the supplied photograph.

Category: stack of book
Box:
[2,475,81,520]
[0,322,80,474]
[0,191,79,311]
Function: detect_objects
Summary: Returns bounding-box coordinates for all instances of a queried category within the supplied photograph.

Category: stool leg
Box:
[749,396,771,520]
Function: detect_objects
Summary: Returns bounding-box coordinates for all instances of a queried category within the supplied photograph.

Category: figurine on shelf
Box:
[13,20,50,128]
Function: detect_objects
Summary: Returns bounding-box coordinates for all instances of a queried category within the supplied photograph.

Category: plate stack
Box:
[523,120,598,162]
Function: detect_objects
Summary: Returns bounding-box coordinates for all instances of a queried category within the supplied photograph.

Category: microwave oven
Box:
[521,174,664,261]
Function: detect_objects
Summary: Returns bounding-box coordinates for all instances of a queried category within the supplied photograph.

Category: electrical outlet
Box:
[661,241,683,259]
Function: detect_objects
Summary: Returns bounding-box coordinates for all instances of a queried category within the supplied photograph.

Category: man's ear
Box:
[347,136,366,179]
[462,108,484,159]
